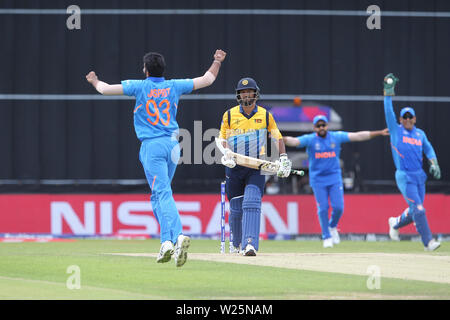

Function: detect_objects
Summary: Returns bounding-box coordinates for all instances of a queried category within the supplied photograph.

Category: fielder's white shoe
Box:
[243,244,256,256]
[388,217,400,241]
[323,237,333,248]
[425,239,441,252]
[329,227,340,244]
[156,240,174,263]
[174,235,191,267]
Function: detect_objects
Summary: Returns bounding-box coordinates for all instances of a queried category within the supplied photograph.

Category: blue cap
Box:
[235,77,260,92]
[313,115,328,125]
[400,107,415,117]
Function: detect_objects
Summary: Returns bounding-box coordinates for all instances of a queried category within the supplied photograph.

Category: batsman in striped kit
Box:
[218,77,292,256]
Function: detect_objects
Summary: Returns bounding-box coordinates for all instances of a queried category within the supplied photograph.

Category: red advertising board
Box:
[0,194,449,236]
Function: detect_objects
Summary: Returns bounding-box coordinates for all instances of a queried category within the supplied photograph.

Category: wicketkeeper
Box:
[383,73,441,251]
[218,77,292,256]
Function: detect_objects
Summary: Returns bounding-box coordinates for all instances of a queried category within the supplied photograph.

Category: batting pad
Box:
[229,196,244,248]
[242,185,262,251]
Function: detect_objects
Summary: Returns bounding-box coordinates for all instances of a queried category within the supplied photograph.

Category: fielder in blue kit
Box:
[383,73,441,251]
[86,49,227,266]
[284,116,388,247]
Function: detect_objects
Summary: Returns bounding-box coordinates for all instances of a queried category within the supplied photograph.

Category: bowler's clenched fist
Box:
[86,71,98,84]
[214,49,226,62]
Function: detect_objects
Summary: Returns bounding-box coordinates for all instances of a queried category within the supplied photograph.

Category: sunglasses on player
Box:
[315,123,327,128]
[402,114,414,120]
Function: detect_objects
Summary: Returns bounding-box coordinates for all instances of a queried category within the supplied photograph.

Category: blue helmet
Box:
[235,77,260,106]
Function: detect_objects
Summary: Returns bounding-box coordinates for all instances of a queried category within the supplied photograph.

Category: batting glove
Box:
[276,154,292,178]
[383,73,399,96]
[429,161,441,180]
[221,155,236,169]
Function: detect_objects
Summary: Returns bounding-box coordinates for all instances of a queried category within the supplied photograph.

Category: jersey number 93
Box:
[145,98,171,126]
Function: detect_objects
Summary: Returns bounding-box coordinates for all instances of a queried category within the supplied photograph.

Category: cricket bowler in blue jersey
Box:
[86,49,227,267]
[284,117,388,248]
[383,73,441,251]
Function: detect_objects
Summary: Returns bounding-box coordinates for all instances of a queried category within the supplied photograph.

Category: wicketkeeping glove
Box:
[429,161,441,180]
[276,154,292,178]
[383,73,399,96]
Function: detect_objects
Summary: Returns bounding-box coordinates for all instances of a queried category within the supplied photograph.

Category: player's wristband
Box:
[213,60,221,65]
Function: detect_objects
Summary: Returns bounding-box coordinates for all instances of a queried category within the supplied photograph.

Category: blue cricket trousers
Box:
[395,170,432,246]
[311,183,344,240]
[140,136,182,244]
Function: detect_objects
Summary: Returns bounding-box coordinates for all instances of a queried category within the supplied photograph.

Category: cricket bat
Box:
[215,137,304,176]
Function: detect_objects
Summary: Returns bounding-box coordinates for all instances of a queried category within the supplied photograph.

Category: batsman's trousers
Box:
[225,165,265,200]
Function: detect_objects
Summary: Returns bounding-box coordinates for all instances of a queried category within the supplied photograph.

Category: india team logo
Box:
[331,143,336,149]
[242,79,248,85]
[315,143,321,151]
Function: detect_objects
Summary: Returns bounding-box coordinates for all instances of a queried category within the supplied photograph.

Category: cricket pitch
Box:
[110,252,450,284]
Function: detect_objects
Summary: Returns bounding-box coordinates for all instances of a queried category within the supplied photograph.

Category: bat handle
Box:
[291,169,305,176]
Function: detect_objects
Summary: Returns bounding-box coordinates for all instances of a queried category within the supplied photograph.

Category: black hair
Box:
[143,52,165,77]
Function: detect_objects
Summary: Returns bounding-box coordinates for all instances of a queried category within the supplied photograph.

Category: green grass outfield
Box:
[0,239,449,300]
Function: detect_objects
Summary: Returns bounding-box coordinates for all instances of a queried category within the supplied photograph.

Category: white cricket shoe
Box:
[323,237,333,248]
[329,227,340,244]
[230,246,240,254]
[425,239,441,252]
[156,240,174,263]
[388,217,400,241]
[242,244,256,256]
[174,235,191,267]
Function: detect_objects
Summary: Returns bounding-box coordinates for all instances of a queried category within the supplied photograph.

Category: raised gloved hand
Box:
[276,153,292,178]
[383,73,399,96]
[429,160,441,180]
[221,149,236,169]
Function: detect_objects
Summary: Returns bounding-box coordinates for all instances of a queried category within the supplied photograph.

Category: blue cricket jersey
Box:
[384,96,436,173]
[121,77,194,141]
[296,131,350,187]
